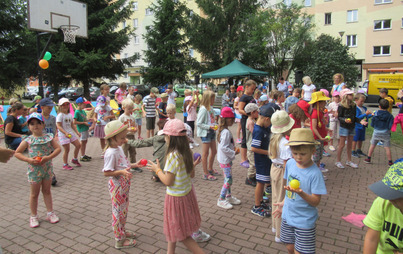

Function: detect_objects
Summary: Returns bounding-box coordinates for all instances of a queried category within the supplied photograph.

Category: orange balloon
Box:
[39,59,49,69]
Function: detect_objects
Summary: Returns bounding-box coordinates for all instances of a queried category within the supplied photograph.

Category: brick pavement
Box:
[0,116,401,253]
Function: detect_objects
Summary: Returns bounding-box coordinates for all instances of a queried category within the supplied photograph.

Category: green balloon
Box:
[43,51,52,61]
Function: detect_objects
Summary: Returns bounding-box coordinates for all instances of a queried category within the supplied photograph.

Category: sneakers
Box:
[335,162,345,169]
[226,196,241,205]
[192,230,211,243]
[71,159,82,167]
[251,206,271,217]
[30,215,39,228]
[377,141,384,146]
[138,136,143,140]
[80,155,92,162]
[275,236,282,243]
[346,161,358,168]
[260,202,271,211]
[322,150,330,157]
[193,142,200,147]
[328,145,336,152]
[265,186,272,196]
[245,177,256,187]
[63,164,73,170]
[217,199,233,209]
[240,161,250,168]
[51,176,57,186]
[357,150,367,157]
[236,138,242,144]
[46,212,60,224]
[352,151,360,158]
[364,157,372,164]
[320,167,329,173]
[388,161,393,166]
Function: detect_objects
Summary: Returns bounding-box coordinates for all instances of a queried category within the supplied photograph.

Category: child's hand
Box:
[30,158,41,166]
[193,157,201,167]
[360,120,368,126]
[284,185,303,194]
[132,159,147,168]
[40,156,51,164]
[366,110,372,115]
[272,201,284,218]
[77,133,81,138]
[146,159,161,173]
[122,168,133,179]
[235,147,240,155]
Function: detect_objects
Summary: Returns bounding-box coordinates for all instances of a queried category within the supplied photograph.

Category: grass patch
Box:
[175,97,184,113]
[366,124,403,147]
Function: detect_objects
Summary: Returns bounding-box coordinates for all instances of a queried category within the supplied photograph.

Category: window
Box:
[346,35,357,47]
[373,45,390,56]
[133,2,138,10]
[145,8,153,15]
[305,0,311,6]
[133,19,138,28]
[374,19,391,30]
[401,45,403,55]
[347,10,358,22]
[375,0,392,4]
[124,53,128,59]
[134,36,140,44]
[284,0,292,7]
[325,13,332,25]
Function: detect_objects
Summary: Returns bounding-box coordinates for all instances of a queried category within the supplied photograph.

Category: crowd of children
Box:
[5,77,402,252]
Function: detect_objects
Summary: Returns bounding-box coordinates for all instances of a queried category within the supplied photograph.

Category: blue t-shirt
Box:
[251,124,271,170]
[19,116,28,133]
[282,158,327,229]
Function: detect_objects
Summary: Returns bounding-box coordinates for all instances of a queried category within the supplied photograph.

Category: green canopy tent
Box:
[201,59,268,79]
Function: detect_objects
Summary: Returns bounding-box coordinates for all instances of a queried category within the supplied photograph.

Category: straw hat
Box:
[309,91,330,104]
[104,120,128,139]
[285,128,320,146]
[271,110,295,134]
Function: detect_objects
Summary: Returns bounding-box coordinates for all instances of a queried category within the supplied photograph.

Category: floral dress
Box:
[24,133,54,183]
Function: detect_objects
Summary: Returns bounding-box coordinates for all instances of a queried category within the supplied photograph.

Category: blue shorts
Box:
[339,126,355,137]
[280,219,316,254]
[201,129,216,143]
[353,128,366,141]
[255,162,271,184]
[135,118,142,126]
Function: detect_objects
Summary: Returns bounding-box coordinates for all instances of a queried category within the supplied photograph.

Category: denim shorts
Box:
[339,126,355,137]
[201,129,216,143]
[135,118,142,126]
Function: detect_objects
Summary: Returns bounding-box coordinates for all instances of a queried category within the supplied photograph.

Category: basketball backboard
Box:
[28,0,88,38]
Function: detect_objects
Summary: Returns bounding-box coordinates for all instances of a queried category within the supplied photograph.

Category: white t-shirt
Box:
[102,146,130,173]
[277,83,288,93]
[302,84,316,101]
[95,105,113,125]
[168,92,176,105]
[271,137,292,164]
[56,113,74,135]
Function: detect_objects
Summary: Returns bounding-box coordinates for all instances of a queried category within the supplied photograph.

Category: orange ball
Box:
[39,59,49,69]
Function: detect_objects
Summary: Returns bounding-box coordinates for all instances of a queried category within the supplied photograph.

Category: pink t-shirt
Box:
[187,102,197,121]
[102,146,130,173]
[115,88,127,104]
[328,102,339,122]
[234,97,240,115]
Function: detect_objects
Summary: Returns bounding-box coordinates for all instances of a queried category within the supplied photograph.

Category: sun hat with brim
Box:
[296,100,311,119]
[220,107,235,118]
[160,93,168,98]
[271,110,295,134]
[27,112,44,123]
[340,88,354,98]
[236,86,244,92]
[369,159,403,200]
[96,95,106,106]
[162,119,186,136]
[104,120,128,139]
[285,128,320,146]
[39,98,55,107]
[245,103,259,114]
[309,91,330,105]
[58,98,70,106]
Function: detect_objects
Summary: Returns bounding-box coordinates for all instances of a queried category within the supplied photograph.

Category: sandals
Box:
[115,238,136,249]
[125,230,136,239]
[209,169,221,176]
[202,174,217,181]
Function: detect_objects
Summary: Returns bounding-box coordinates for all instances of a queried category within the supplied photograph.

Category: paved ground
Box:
[0,114,401,254]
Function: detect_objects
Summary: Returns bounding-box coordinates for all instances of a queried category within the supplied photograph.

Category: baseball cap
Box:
[150,87,159,94]
[27,112,44,123]
[76,97,90,104]
[245,103,259,114]
[58,98,70,106]
[162,119,186,136]
[260,95,268,102]
[259,104,276,117]
[340,88,354,98]
[220,107,235,118]
[96,95,106,106]
[236,86,244,92]
[332,91,340,97]
[33,95,42,101]
[369,159,403,200]
[39,98,55,107]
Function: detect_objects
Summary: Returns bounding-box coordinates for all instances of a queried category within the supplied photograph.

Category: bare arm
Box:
[5,122,22,138]
[286,186,322,207]
[363,228,380,254]
[104,168,132,180]
[238,101,247,116]
[251,147,269,156]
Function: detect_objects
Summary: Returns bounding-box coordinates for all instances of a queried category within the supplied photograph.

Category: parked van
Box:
[364,71,403,103]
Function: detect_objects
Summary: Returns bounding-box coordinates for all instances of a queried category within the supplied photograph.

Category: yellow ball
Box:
[290,179,300,189]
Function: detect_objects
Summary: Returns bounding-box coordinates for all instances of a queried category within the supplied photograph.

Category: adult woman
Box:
[301,76,316,102]
[276,77,289,97]
[331,73,346,96]
[4,102,25,150]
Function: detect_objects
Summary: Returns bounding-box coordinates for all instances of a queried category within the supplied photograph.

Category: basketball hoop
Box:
[60,25,80,43]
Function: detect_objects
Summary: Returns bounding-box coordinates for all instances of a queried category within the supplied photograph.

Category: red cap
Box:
[297,100,311,119]
[220,107,235,118]
[236,86,244,92]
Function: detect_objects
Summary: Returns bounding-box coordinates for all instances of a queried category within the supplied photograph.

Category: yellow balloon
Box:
[39,59,49,69]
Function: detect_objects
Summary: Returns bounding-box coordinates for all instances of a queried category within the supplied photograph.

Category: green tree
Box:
[142,0,195,86]
[294,34,359,89]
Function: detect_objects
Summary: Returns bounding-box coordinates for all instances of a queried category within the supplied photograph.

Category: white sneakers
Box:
[335,161,358,169]
[226,196,241,205]
[217,196,242,209]
[329,145,336,152]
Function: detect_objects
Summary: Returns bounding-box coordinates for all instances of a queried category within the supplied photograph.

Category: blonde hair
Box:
[302,76,312,85]
[105,129,128,151]
[340,93,355,108]
[200,90,215,111]
[184,89,192,96]
[9,98,19,105]
[166,104,176,112]
[354,93,366,102]
[134,94,142,102]
[122,98,134,109]
[333,73,344,83]
[269,133,283,160]
[29,108,37,114]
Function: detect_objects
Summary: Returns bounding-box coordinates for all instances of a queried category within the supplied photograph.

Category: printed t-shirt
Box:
[143,95,156,117]
[310,108,327,140]
[282,159,327,229]
[251,124,271,169]
[115,88,127,104]
[119,113,136,128]
[240,94,254,120]
[133,103,142,119]
[102,147,130,174]
[74,109,89,133]
[43,115,57,135]
[164,151,192,196]
[56,113,74,135]
[168,92,176,105]
[95,105,113,125]
[158,102,167,119]
[328,102,339,122]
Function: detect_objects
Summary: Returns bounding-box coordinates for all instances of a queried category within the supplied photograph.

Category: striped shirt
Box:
[164,151,192,196]
[143,95,156,117]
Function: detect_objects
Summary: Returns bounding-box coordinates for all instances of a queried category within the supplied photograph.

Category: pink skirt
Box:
[94,125,105,139]
[163,186,201,242]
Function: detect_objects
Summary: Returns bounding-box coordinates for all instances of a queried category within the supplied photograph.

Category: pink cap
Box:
[332,91,340,97]
[163,119,186,136]
[340,88,354,98]
[320,89,329,97]
[220,107,235,118]
[236,86,244,92]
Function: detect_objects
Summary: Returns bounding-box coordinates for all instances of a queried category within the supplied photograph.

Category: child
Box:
[272,128,327,254]
[133,94,143,140]
[273,90,285,110]
[392,89,403,133]
[147,119,204,253]
[379,88,394,113]
[127,86,136,101]
[183,89,192,123]
[258,95,268,107]
[19,107,29,134]
[327,91,340,152]
[364,99,394,166]
[229,85,237,108]
[253,89,262,104]
[186,90,200,141]
[234,86,244,144]
[301,76,316,102]
[100,83,111,103]
[363,159,403,253]
[14,113,61,228]
[216,107,241,209]
[32,95,42,113]
[94,96,115,157]
[119,99,140,172]
[166,104,176,119]
[57,98,82,170]
[309,91,330,173]
[221,89,231,108]
[245,103,259,187]
[336,89,367,169]
[196,90,219,180]
[269,110,294,242]
[142,87,159,138]
[352,93,372,158]
[73,97,92,162]
[284,88,301,113]
[102,120,145,249]
[115,82,128,115]
[288,100,311,130]
[166,84,177,106]
[158,93,168,120]
[251,104,276,217]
